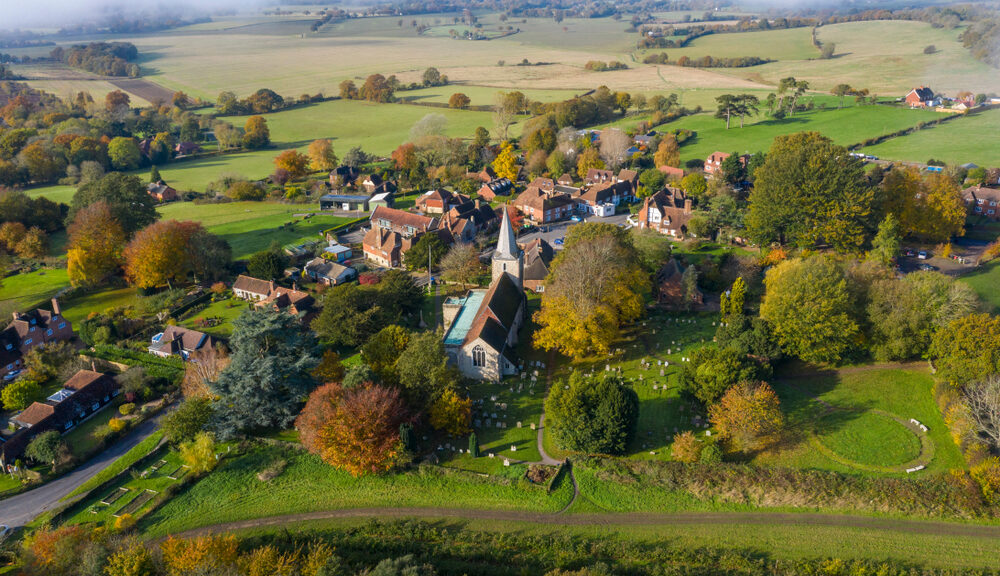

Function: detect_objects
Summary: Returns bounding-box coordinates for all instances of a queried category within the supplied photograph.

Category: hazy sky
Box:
[1,0,266,30]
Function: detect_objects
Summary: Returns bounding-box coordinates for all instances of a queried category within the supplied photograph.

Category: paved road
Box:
[0,412,165,528]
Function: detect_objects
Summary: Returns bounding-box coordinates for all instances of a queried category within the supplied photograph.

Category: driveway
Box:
[0,411,166,528]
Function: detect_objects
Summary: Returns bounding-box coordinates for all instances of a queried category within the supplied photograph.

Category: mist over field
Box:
[1,0,269,29]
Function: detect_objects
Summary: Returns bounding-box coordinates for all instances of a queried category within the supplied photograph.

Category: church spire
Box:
[495,206,519,260]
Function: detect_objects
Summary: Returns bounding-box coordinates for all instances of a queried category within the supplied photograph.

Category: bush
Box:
[108,417,127,433]
[670,431,702,463]
[118,403,136,416]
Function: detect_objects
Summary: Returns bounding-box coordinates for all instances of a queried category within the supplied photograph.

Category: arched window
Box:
[472,345,486,367]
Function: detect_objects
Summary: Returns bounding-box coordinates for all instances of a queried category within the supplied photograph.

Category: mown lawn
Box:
[179,297,250,338]
[140,444,574,536]
[0,268,70,318]
[64,400,125,460]
[64,431,165,500]
[60,287,140,325]
[959,260,1000,312]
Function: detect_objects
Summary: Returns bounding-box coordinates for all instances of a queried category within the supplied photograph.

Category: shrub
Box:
[670,431,702,463]
[108,417,127,433]
[119,403,136,416]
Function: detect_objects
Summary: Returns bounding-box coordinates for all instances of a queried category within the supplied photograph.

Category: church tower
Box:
[492,207,523,289]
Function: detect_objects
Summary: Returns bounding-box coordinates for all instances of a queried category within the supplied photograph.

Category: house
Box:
[415,189,470,214]
[232,275,275,301]
[557,173,574,186]
[1,370,119,467]
[638,188,693,237]
[443,199,500,241]
[658,165,685,180]
[962,185,1000,219]
[704,151,730,175]
[584,168,615,186]
[360,173,392,195]
[513,187,576,224]
[0,299,74,383]
[521,238,554,293]
[617,169,639,193]
[329,165,360,188]
[655,258,703,306]
[634,133,655,147]
[146,180,177,202]
[174,142,201,156]
[575,181,633,217]
[362,206,441,267]
[320,193,371,211]
[527,177,556,193]
[369,206,437,237]
[905,86,936,107]
[442,210,525,381]
[256,285,314,316]
[324,243,352,262]
[467,165,498,183]
[304,257,356,285]
[477,178,514,202]
[148,326,212,360]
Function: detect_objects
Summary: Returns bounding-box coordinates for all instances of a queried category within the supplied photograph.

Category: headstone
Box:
[511,445,517,452]
[496,422,502,428]
[706,431,712,436]
[531,423,536,430]
[517,421,522,428]
[489,452,495,458]
[504,458,510,467]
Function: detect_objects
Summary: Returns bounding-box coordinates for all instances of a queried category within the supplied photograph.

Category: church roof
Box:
[494,207,519,261]
[464,273,522,347]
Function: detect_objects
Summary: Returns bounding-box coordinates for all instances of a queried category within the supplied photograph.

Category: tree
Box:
[546,149,568,177]
[273,150,310,179]
[307,139,338,172]
[404,232,447,271]
[124,220,222,289]
[428,388,472,436]
[760,256,859,364]
[534,223,648,358]
[107,137,141,171]
[653,135,680,168]
[867,213,901,267]
[468,431,479,457]
[963,375,1000,450]
[339,80,358,100]
[545,373,639,455]
[719,152,746,186]
[448,93,471,109]
[210,308,320,437]
[361,73,394,103]
[882,168,966,242]
[727,277,747,316]
[746,132,874,252]
[179,431,218,474]
[715,315,782,362]
[831,84,853,108]
[630,228,672,272]
[25,430,67,471]
[709,381,783,451]
[1,377,40,410]
[163,397,213,445]
[714,94,737,129]
[312,349,345,383]
[66,202,126,288]
[678,346,770,405]
[149,165,161,183]
[69,172,158,236]
[311,284,385,347]
[395,330,455,409]
[599,129,631,170]
[492,141,518,181]
[575,147,604,180]
[245,88,284,113]
[295,382,408,476]
[736,94,760,128]
[440,242,480,288]
[104,541,155,576]
[105,89,131,111]
[680,263,700,310]
[492,91,517,140]
[930,314,1000,386]
[670,431,702,462]
[422,67,443,86]
[247,247,288,280]
[362,325,410,386]
[243,116,270,149]
[679,173,707,199]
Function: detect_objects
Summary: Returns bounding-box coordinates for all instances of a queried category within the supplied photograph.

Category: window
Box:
[4,344,11,351]
[46,329,53,336]
[472,345,486,367]
[23,338,32,346]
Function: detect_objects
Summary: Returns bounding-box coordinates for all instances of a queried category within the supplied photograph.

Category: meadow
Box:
[864,107,1000,167]
[0,268,70,319]
[638,26,819,62]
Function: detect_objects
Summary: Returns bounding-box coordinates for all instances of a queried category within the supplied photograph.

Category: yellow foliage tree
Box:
[161,534,239,576]
[653,134,680,168]
[104,539,153,576]
[307,139,338,172]
[883,168,966,242]
[179,431,217,474]
[575,147,605,180]
[123,220,195,289]
[492,141,519,181]
[66,201,126,288]
[428,388,472,436]
[274,149,310,179]
[708,380,783,451]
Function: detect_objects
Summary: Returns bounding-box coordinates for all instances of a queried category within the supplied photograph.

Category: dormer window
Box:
[29,318,36,325]
[4,343,11,351]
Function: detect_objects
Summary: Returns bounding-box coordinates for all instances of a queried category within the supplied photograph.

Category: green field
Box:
[60,287,140,325]
[398,85,580,107]
[639,27,819,62]
[959,261,1000,312]
[140,443,574,536]
[864,107,1000,167]
[815,411,922,467]
[0,268,70,318]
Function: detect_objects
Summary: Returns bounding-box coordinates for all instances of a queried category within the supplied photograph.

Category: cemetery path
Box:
[533,349,561,466]
[165,508,1000,541]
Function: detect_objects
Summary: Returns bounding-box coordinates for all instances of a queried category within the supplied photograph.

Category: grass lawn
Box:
[637,27,818,62]
[959,260,1000,312]
[0,268,70,319]
[865,107,1000,167]
[179,297,250,338]
[60,287,140,325]
[140,443,574,536]
[815,411,921,467]
[397,85,580,107]
[0,473,22,496]
[64,431,165,500]
[157,201,352,258]
[23,185,76,205]
[63,400,125,460]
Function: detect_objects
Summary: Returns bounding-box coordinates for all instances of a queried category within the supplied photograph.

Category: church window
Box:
[472,345,486,367]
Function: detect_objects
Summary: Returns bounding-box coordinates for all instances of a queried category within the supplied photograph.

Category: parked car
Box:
[570,215,581,222]
[902,248,915,257]
[917,251,928,260]
[554,237,565,246]
[919,263,937,271]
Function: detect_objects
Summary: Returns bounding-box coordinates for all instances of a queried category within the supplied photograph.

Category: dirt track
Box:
[165,507,1000,541]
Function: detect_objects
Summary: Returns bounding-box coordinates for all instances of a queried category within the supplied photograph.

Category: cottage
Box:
[658,165,685,180]
[0,299,73,383]
[584,168,616,186]
[149,326,212,360]
[232,275,275,301]
[304,257,356,285]
[704,151,730,175]
[467,165,498,183]
[962,185,1000,219]
[477,178,514,201]
[576,181,632,217]
[174,142,201,156]
[257,285,314,316]
[557,173,574,186]
[329,165,360,188]
[146,180,177,202]
[320,193,371,212]
[415,189,470,214]
[521,238,554,293]
[442,210,525,381]
[904,86,936,108]
[638,187,693,237]
[512,187,576,224]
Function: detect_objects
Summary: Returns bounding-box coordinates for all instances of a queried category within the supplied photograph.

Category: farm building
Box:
[904,86,936,108]
[320,193,371,211]
[146,180,177,202]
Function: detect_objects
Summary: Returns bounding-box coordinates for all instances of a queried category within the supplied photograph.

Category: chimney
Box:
[51,298,61,316]
[269,280,275,294]
[684,199,692,214]
[475,199,481,209]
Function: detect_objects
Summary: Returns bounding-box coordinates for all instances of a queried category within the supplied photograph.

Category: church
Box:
[442,209,526,381]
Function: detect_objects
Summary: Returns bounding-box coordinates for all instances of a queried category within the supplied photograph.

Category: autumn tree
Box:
[545,372,638,455]
[653,134,680,168]
[760,255,859,364]
[124,220,229,288]
[273,149,310,179]
[534,223,648,358]
[428,388,472,436]
[575,146,605,180]
[312,349,345,383]
[930,313,1000,386]
[709,380,783,451]
[104,540,155,576]
[210,308,321,437]
[108,137,141,170]
[179,431,218,474]
[599,128,631,170]
[160,534,239,576]
[361,73,394,103]
[243,116,270,149]
[881,168,966,242]
[307,139,338,172]
[492,141,518,181]
[448,93,471,109]
[339,79,358,100]
[746,132,875,252]
[296,382,408,476]
[69,172,157,236]
[670,431,702,462]
[105,89,130,111]
[439,242,481,288]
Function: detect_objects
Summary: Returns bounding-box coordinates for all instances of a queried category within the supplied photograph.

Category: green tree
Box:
[361,325,411,386]
[714,315,782,361]
[25,430,67,471]
[403,233,447,271]
[107,137,141,171]
[746,132,874,252]
[69,172,157,236]
[311,284,386,348]
[679,173,707,200]
[1,378,41,410]
[727,277,747,316]
[396,330,456,409]
[210,309,320,437]
[179,431,218,474]
[760,255,859,364]
[247,247,288,280]
[930,313,1000,386]
[867,213,902,267]
[162,397,213,445]
[715,94,737,129]
[545,373,639,455]
[546,149,568,176]
[678,346,770,405]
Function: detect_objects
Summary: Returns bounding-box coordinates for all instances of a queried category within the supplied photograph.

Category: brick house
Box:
[638,188,693,237]
[362,206,439,267]
[962,185,1000,219]
[521,238,554,293]
[146,181,177,202]
[904,86,935,108]
[477,178,514,202]
[512,187,576,224]
[415,189,471,214]
[658,165,684,180]
[0,299,74,383]
[304,257,356,285]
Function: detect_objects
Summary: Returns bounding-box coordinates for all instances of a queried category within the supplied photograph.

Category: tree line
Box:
[50,42,140,78]
[643,52,771,68]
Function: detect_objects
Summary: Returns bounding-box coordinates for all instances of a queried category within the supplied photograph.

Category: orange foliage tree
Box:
[66,201,126,288]
[428,388,472,436]
[160,534,239,576]
[273,149,310,179]
[21,525,94,574]
[708,380,783,451]
[123,220,227,289]
[296,382,408,476]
